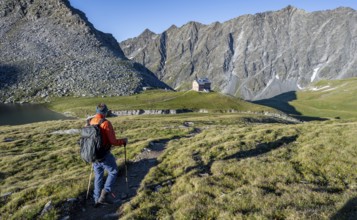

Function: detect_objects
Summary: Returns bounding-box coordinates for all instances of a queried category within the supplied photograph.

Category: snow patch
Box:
[266,78,274,87]
[297,84,303,90]
[233,31,245,60]
[275,75,279,80]
[311,67,320,82]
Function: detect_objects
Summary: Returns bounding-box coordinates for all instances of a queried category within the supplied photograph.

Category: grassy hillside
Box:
[46,90,279,118]
[1,113,357,219]
[120,117,357,219]
[289,78,357,119]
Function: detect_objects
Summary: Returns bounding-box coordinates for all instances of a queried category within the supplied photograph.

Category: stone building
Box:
[192,77,211,92]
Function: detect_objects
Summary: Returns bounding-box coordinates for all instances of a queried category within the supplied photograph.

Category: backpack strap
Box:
[85,116,93,126]
[96,118,110,157]
[98,118,106,126]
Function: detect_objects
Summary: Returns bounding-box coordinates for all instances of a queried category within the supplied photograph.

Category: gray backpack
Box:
[79,118,105,163]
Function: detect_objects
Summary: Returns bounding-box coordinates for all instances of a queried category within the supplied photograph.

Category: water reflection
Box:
[0,103,71,126]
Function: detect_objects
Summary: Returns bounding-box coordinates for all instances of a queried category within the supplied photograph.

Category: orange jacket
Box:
[90,114,126,148]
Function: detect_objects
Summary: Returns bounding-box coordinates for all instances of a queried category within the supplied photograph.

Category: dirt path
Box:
[70,128,201,220]
[70,141,166,220]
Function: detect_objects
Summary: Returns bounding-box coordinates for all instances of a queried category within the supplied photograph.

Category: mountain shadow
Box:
[0,65,21,88]
[330,197,357,220]
[253,91,328,121]
[133,62,173,90]
[253,91,299,114]
[186,135,298,177]
[222,135,298,161]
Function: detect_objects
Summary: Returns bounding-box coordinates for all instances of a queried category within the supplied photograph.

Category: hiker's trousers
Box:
[93,152,118,202]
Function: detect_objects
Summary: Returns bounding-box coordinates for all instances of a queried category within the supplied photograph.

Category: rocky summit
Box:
[120,6,357,100]
[0,0,169,103]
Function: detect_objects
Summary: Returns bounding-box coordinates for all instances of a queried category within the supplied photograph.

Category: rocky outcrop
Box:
[111,109,192,116]
[0,0,169,103]
[120,6,357,100]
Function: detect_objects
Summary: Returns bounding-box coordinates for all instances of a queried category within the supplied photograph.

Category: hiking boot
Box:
[98,189,114,205]
[93,202,101,208]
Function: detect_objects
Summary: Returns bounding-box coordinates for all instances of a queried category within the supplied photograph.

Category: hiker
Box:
[89,103,127,207]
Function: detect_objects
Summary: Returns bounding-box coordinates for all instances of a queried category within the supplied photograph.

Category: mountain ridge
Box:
[120,6,357,100]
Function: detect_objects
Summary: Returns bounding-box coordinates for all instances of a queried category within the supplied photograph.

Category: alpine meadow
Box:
[1,0,357,220]
[1,88,357,219]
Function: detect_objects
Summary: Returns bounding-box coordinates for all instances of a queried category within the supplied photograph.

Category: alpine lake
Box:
[0,103,71,126]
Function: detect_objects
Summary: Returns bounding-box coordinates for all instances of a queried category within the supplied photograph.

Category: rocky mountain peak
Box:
[137,28,156,40]
[281,5,299,13]
[0,0,169,103]
[167,24,178,31]
[182,21,203,30]
[3,0,83,22]
[333,6,355,13]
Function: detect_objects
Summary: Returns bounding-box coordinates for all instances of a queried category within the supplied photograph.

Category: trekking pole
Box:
[121,123,129,191]
[86,165,93,200]
[124,143,129,190]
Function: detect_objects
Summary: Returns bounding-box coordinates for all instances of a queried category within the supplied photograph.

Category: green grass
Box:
[46,90,279,118]
[2,88,357,219]
[289,78,357,119]
[0,115,193,219]
[1,113,356,219]
[119,117,357,219]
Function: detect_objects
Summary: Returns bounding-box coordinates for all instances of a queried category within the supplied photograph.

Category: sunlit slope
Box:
[47,90,279,117]
[290,78,357,119]
[119,117,357,219]
[1,114,357,219]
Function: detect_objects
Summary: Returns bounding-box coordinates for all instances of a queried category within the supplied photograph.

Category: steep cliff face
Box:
[120,6,357,100]
[0,0,169,103]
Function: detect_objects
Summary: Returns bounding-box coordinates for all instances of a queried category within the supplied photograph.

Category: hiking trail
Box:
[69,127,201,220]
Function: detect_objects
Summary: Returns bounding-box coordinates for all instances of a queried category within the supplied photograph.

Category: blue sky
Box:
[69,0,356,42]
